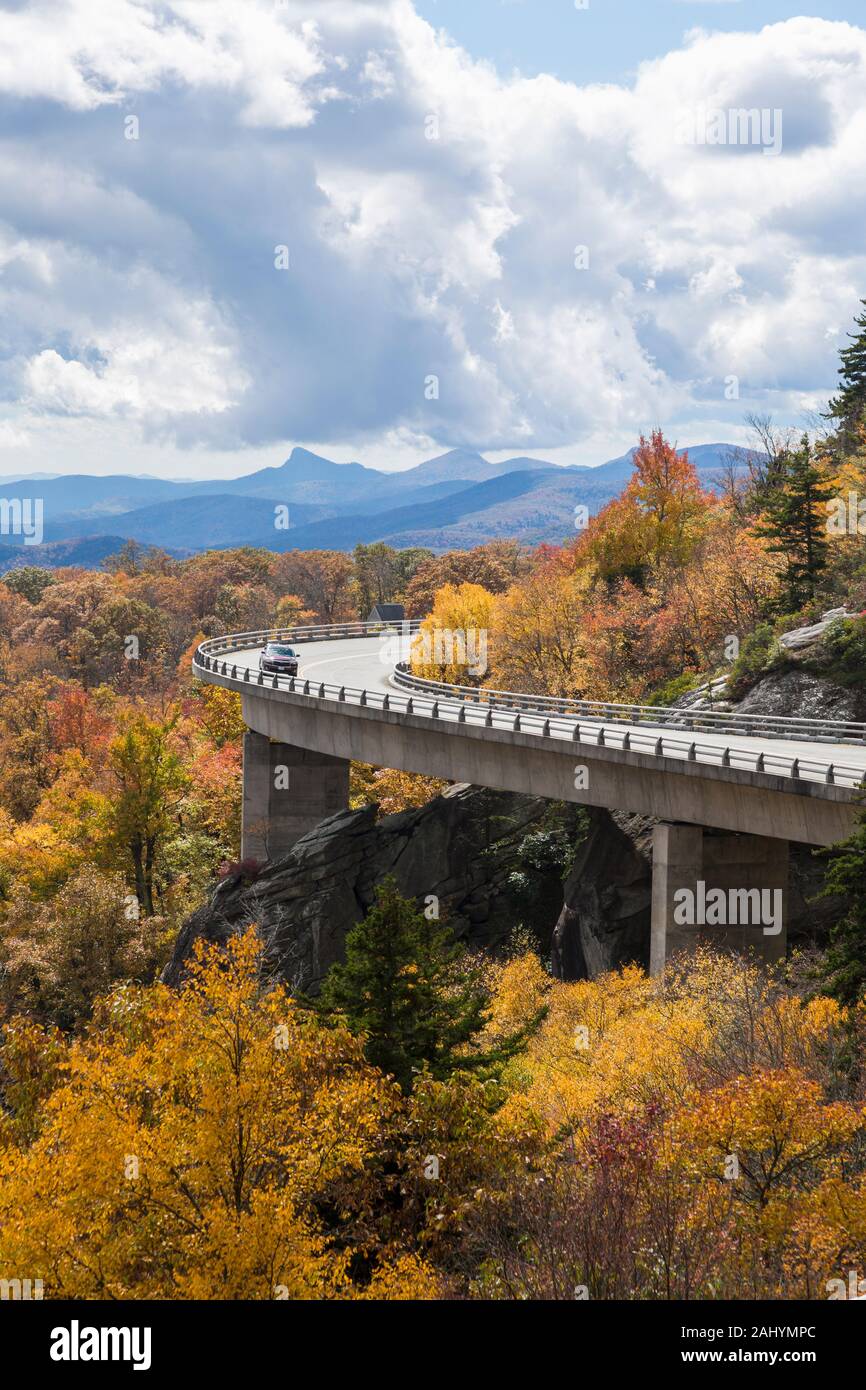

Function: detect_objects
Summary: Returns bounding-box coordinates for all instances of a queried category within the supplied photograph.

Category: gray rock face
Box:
[551,811,653,979]
[165,785,843,993]
[164,785,587,991]
[548,809,839,975]
[735,668,863,723]
[673,676,734,713]
[665,611,863,718]
[777,608,853,651]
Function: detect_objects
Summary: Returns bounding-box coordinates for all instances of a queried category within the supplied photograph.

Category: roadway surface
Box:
[225,635,866,789]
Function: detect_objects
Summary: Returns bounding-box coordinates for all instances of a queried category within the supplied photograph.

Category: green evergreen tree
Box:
[818,813,866,1006]
[827,298,866,447]
[1,566,56,605]
[755,434,833,613]
[317,877,542,1092]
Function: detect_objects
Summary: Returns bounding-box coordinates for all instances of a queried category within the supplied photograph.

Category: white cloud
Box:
[0,420,29,449]
[0,1,863,472]
[0,0,329,125]
[24,325,243,420]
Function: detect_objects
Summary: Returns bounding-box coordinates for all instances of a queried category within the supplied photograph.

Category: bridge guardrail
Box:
[199,619,422,652]
[192,627,866,793]
[391,664,866,746]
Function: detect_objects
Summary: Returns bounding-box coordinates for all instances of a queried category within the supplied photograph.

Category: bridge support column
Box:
[241,730,350,864]
[650,824,788,976]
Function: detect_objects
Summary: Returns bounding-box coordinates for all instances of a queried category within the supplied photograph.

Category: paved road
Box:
[231,634,398,694]
[224,636,866,788]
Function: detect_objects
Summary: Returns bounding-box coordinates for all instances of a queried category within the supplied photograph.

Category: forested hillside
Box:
[3,310,866,1299]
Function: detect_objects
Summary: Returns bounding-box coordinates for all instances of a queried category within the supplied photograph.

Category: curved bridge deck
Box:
[194,624,866,847]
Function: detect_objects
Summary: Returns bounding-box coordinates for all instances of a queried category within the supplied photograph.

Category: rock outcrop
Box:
[164,785,589,991]
[777,607,854,651]
[735,668,863,723]
[548,810,840,976]
[666,609,865,721]
[166,788,845,992]
[551,811,653,978]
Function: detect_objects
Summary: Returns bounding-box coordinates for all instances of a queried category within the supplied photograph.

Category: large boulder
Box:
[549,812,842,976]
[551,811,653,979]
[735,668,863,723]
[164,787,844,993]
[777,608,853,652]
[164,785,587,992]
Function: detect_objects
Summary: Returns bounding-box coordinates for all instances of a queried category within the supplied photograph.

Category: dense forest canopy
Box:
[3,311,866,1298]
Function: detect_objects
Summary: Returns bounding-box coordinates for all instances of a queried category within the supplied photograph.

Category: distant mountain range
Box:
[0,443,758,570]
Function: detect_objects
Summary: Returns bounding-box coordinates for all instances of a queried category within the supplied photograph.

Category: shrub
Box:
[645,671,700,707]
[728,622,788,697]
[218,857,263,883]
[810,615,866,689]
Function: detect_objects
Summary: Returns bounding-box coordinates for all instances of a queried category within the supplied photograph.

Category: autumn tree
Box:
[672,1069,861,1211]
[410,581,495,684]
[490,556,593,696]
[105,711,188,915]
[464,948,863,1299]
[0,750,111,902]
[180,548,274,626]
[11,572,167,686]
[632,433,714,563]
[0,864,165,1027]
[195,684,245,747]
[349,763,447,816]
[0,678,55,820]
[47,683,112,757]
[581,578,661,700]
[102,538,151,577]
[273,550,356,623]
[402,546,519,617]
[274,593,316,628]
[644,518,781,678]
[578,432,714,585]
[352,543,431,616]
[0,931,439,1299]
[212,579,274,635]
[0,580,29,649]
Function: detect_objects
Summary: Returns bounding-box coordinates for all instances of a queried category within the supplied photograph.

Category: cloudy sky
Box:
[1,0,865,478]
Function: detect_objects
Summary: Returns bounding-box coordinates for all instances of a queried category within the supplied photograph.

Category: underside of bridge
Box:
[240,730,350,864]
[649,823,788,974]
[238,725,793,975]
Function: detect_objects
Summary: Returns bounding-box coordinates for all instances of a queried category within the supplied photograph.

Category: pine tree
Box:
[827,298,866,446]
[755,434,833,614]
[317,877,542,1092]
[818,814,866,1006]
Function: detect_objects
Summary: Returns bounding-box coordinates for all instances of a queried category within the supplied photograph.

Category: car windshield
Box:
[269,645,296,656]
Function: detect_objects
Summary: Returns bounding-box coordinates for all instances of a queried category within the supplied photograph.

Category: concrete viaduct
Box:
[194,622,866,975]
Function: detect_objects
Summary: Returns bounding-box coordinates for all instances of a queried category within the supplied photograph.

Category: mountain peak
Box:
[396,448,491,485]
[282,447,364,478]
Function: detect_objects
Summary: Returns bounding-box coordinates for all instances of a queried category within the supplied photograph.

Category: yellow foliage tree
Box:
[0,931,439,1300]
[0,751,111,904]
[350,762,447,815]
[670,1069,863,1210]
[475,948,866,1300]
[410,582,496,684]
[490,560,594,697]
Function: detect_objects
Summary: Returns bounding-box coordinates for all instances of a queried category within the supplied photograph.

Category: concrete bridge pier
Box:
[241,730,350,864]
[650,823,789,975]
